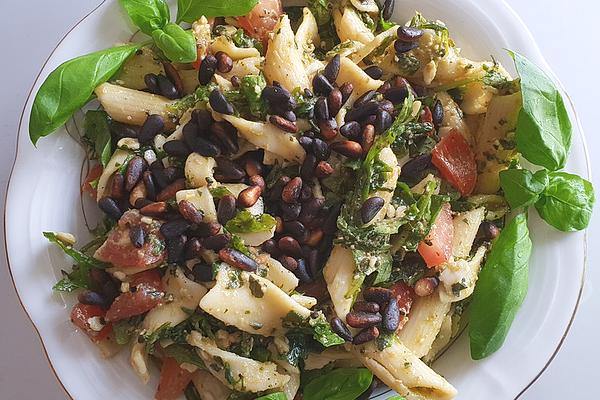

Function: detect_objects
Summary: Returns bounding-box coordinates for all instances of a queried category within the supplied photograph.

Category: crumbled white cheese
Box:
[87,316,105,332]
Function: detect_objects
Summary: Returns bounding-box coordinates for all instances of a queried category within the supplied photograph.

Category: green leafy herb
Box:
[283,311,345,348]
[307,0,330,26]
[499,168,548,209]
[285,333,307,367]
[229,234,253,257]
[83,111,113,167]
[141,322,172,354]
[409,13,452,57]
[510,50,572,171]
[255,393,287,400]
[119,0,170,35]
[239,74,268,119]
[163,344,207,369]
[176,0,259,23]
[396,53,421,75]
[152,23,197,63]
[226,210,277,234]
[30,43,140,143]
[303,368,373,400]
[44,232,106,270]
[210,186,235,199]
[112,316,143,345]
[292,88,318,119]
[469,213,532,360]
[231,29,263,53]
[535,172,595,232]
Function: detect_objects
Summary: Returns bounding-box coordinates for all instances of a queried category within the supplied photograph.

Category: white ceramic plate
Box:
[5,0,590,399]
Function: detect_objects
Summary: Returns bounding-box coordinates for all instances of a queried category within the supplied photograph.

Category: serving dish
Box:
[5,0,590,398]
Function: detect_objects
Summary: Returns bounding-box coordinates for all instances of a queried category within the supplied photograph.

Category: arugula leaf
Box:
[83,111,113,167]
[119,0,170,35]
[30,43,140,143]
[303,368,373,400]
[255,393,287,400]
[225,210,277,234]
[209,186,235,199]
[176,0,259,23]
[112,316,144,345]
[163,344,206,369]
[44,232,106,270]
[510,51,572,171]
[499,168,548,209]
[152,23,197,63]
[469,213,532,359]
[141,322,172,353]
[239,74,268,118]
[535,172,595,232]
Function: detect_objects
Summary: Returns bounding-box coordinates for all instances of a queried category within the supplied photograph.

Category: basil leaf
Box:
[535,172,595,232]
[176,0,259,23]
[152,23,197,63]
[469,213,532,360]
[255,393,287,400]
[239,74,268,119]
[510,51,572,171]
[163,344,206,369]
[83,111,113,167]
[499,168,548,209]
[44,232,106,270]
[225,210,277,233]
[30,44,140,144]
[303,368,373,400]
[119,0,170,35]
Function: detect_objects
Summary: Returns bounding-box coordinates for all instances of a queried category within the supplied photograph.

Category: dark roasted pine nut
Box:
[244,158,263,177]
[318,119,339,140]
[217,194,237,225]
[346,311,382,328]
[300,184,313,203]
[191,137,221,157]
[178,200,204,224]
[219,248,258,272]
[182,121,199,146]
[101,279,120,303]
[395,39,419,54]
[278,255,298,271]
[346,101,379,121]
[383,86,409,105]
[269,115,298,133]
[195,222,222,238]
[162,61,184,95]
[414,277,439,297]
[354,301,381,314]
[209,89,234,115]
[323,54,341,83]
[340,121,362,140]
[361,124,375,156]
[198,54,217,85]
[98,197,123,220]
[78,290,107,308]
[192,263,213,282]
[285,221,307,242]
[261,85,296,110]
[382,0,395,21]
[140,201,168,217]
[157,178,186,201]
[304,229,324,248]
[399,154,432,182]
[192,108,213,129]
[215,158,246,182]
[142,171,156,201]
[301,153,317,180]
[379,99,395,115]
[363,287,394,304]
[375,110,393,134]
[281,110,297,122]
[269,176,290,201]
[129,225,145,248]
[382,298,401,332]
[157,74,179,99]
[315,161,334,179]
[125,156,145,192]
[312,138,330,161]
[134,198,153,209]
[300,197,324,223]
[306,248,320,277]
[248,175,266,192]
[330,141,363,159]
[314,97,330,122]
[304,88,314,98]
[215,51,233,73]
[139,114,164,144]
[354,90,377,109]
[339,82,354,104]
[352,326,380,345]
[298,135,314,152]
[330,317,353,342]
[282,177,303,204]
[378,80,392,94]
[361,114,377,127]
[110,173,125,200]
[327,88,343,117]
[89,269,110,286]
[203,233,231,250]
[294,258,312,283]
[432,99,444,128]
[477,221,500,242]
[163,140,191,157]
[280,202,302,221]
[160,219,191,239]
[397,26,424,42]
[312,74,334,96]
[323,203,341,234]
[364,65,383,80]
[278,236,302,257]
[144,73,160,94]
[237,185,262,208]
[262,239,279,256]
[230,75,241,87]
[167,235,187,263]
[184,237,203,260]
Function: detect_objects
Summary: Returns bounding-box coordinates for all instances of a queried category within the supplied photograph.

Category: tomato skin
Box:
[237,0,283,43]
[105,269,164,322]
[82,164,103,198]
[70,303,112,343]
[155,357,194,400]
[390,281,415,315]
[418,203,454,267]
[431,129,477,196]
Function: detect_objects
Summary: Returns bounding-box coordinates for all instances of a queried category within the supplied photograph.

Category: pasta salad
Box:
[29,0,594,399]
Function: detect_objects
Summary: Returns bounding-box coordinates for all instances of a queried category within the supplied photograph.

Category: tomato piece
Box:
[155,357,194,400]
[418,203,454,267]
[82,164,103,198]
[390,281,415,315]
[431,129,477,196]
[105,269,164,322]
[237,0,282,44]
[70,303,112,343]
[94,210,166,269]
